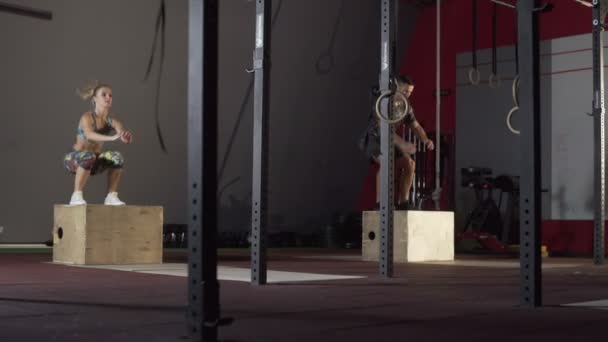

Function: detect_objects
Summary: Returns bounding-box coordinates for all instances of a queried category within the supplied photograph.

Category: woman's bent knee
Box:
[100,151,125,168]
[64,151,96,172]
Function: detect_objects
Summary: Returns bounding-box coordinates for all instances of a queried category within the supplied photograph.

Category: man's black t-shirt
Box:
[358,98,416,160]
[363,100,416,142]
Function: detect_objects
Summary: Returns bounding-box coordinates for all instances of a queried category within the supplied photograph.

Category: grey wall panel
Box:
[0,0,417,242]
[456,33,604,228]
[0,0,189,242]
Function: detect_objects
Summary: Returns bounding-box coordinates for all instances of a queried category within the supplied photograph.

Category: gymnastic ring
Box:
[375,90,410,124]
[489,73,501,89]
[468,67,481,86]
[512,75,520,108]
[506,106,520,135]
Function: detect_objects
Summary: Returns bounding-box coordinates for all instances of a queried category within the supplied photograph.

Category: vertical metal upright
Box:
[517,0,542,307]
[434,0,442,210]
[592,0,607,265]
[251,0,271,285]
[379,0,397,278]
[188,0,220,340]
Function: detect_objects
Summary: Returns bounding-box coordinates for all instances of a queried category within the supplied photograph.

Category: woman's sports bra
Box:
[77,112,114,141]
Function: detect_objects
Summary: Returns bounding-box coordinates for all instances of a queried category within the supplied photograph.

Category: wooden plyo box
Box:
[53,205,163,265]
[362,210,454,263]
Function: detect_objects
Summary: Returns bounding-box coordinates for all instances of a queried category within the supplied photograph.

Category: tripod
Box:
[462,178,503,238]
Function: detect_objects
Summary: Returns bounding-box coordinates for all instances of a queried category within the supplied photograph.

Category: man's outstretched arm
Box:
[410,120,434,150]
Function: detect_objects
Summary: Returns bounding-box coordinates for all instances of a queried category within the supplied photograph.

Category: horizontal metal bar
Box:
[490,0,515,9]
[574,0,593,8]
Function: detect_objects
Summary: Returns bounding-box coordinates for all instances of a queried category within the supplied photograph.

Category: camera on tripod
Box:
[460,166,520,245]
[461,167,493,189]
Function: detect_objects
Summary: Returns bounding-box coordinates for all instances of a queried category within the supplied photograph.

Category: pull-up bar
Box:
[491,0,516,9]
[491,0,552,11]
[574,0,593,8]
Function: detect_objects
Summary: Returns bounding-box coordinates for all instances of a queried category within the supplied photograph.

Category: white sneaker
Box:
[104,192,126,206]
[69,191,86,206]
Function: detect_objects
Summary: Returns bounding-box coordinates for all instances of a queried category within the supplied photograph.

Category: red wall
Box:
[359,1,602,255]
[400,0,591,136]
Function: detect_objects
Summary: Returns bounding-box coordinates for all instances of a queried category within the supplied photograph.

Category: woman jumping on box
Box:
[63,81,133,206]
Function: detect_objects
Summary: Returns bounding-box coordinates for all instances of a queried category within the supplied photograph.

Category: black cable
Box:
[489,1,501,88]
[472,0,477,69]
[0,2,52,20]
[514,22,519,74]
[492,3,498,77]
[144,0,167,153]
[217,0,284,188]
[315,0,345,74]
[468,0,480,85]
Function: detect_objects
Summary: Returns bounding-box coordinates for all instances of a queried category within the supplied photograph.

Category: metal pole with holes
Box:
[434,0,442,210]
[251,0,272,285]
[188,0,220,340]
[379,0,396,278]
[592,0,607,265]
[517,0,542,307]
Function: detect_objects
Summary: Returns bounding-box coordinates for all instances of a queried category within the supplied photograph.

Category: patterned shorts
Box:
[63,150,124,175]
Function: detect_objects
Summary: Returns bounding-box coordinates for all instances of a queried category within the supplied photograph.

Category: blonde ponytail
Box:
[76,80,110,101]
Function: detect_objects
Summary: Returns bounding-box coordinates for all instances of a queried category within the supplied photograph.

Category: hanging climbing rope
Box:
[489,1,502,88]
[315,0,345,75]
[468,0,481,85]
[506,9,520,135]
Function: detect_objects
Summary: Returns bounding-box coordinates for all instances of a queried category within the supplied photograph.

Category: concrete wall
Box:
[0,0,189,242]
[0,0,418,242]
[455,33,602,229]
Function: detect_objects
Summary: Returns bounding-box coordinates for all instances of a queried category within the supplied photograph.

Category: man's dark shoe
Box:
[396,202,415,210]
